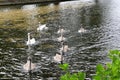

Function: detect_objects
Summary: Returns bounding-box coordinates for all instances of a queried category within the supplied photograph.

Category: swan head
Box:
[59,26,61,29]
[28,33,30,36]
[27,56,32,61]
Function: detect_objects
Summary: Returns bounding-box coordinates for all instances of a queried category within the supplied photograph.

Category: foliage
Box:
[59,63,69,71]
[93,50,120,80]
[60,50,120,80]
[59,63,86,80]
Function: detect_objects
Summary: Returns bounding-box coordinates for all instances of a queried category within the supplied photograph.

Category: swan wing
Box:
[23,63,36,71]
[30,38,36,44]
[23,63,29,71]
[40,24,46,30]
[37,27,40,31]
[54,54,64,62]
[31,63,36,70]
[26,41,29,45]
[57,37,66,42]
[57,29,65,34]
[44,26,48,30]
[54,56,61,62]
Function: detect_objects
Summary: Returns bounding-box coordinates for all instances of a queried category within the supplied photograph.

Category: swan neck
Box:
[28,33,30,43]
[39,23,41,27]
[61,32,63,38]
[27,59,31,71]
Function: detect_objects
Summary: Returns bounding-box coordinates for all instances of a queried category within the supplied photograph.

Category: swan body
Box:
[23,57,36,72]
[37,23,48,31]
[57,26,66,42]
[78,27,86,33]
[54,54,64,62]
[26,38,36,45]
[57,29,66,42]
[57,36,66,42]
[60,45,69,52]
[57,26,66,34]
[26,33,36,45]
[57,28,65,34]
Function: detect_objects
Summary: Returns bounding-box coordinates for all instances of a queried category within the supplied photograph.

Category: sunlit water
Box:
[1,0,120,79]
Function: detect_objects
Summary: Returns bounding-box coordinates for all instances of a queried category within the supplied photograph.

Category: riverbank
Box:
[0,0,72,6]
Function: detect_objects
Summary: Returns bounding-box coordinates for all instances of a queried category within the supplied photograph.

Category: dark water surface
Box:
[1,0,120,79]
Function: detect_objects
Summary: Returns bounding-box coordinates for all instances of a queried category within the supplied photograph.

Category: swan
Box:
[53,54,64,62]
[23,56,36,72]
[60,45,69,52]
[78,27,86,33]
[57,26,65,34]
[26,33,36,45]
[37,22,48,31]
[57,31,66,42]
[57,36,66,42]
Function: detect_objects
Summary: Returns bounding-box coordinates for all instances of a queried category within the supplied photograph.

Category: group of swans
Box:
[57,26,66,42]
[24,23,86,71]
[54,27,69,63]
[26,23,86,46]
[24,22,48,72]
[54,25,86,63]
[26,22,48,46]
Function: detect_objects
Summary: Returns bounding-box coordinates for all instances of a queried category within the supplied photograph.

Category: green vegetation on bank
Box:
[59,50,120,80]
[59,63,86,80]
[93,50,120,80]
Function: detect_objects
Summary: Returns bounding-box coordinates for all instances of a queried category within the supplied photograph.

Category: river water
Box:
[1,0,120,80]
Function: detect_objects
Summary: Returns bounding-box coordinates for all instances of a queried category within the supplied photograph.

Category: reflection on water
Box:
[1,0,120,79]
[22,5,38,31]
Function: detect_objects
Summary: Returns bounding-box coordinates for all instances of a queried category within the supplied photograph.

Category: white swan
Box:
[37,22,48,31]
[78,27,86,33]
[26,33,36,45]
[57,36,66,42]
[57,31,66,42]
[23,56,36,72]
[57,26,65,34]
[60,45,69,52]
[53,54,64,62]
